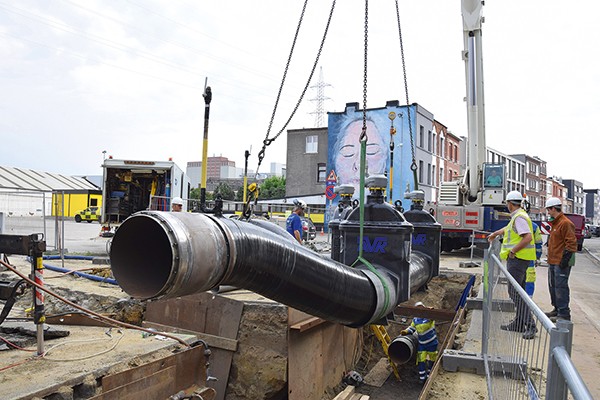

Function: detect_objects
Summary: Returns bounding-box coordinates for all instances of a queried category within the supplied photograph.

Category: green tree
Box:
[189,187,201,199]
[235,186,244,202]
[190,187,213,201]
[259,176,286,199]
[214,182,235,200]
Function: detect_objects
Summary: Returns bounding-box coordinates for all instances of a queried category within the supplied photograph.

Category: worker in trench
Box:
[401,301,438,384]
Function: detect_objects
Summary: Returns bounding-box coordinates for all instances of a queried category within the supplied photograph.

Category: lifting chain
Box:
[256,0,337,177]
[394,0,418,190]
[360,0,369,143]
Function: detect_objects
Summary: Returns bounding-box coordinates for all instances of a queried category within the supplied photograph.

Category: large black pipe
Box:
[110,211,432,327]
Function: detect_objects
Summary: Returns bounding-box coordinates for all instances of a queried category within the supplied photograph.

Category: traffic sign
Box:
[327,170,337,182]
[325,185,336,200]
[540,222,552,235]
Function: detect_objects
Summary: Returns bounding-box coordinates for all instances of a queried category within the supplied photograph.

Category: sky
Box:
[1,1,599,188]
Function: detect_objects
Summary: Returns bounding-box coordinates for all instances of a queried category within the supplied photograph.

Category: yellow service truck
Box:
[75,206,100,223]
[101,158,191,227]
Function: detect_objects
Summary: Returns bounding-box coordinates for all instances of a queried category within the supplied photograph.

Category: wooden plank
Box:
[288,307,315,326]
[102,344,205,392]
[45,313,113,327]
[145,294,209,331]
[202,294,244,400]
[142,321,238,352]
[418,306,467,400]
[332,385,355,400]
[205,294,244,339]
[363,357,392,387]
[321,324,348,389]
[93,366,176,400]
[288,326,324,399]
[143,292,244,400]
[394,305,456,321]
[289,316,326,332]
[288,307,360,400]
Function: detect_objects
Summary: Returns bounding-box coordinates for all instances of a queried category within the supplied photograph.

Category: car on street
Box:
[584,225,593,239]
[301,216,317,241]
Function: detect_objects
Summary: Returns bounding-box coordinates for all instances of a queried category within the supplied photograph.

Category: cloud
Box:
[0,0,599,190]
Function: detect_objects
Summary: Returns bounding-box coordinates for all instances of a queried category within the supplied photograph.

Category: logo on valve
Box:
[360,236,388,253]
[412,233,427,246]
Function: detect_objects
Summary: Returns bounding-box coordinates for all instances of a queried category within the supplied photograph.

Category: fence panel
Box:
[483,240,593,399]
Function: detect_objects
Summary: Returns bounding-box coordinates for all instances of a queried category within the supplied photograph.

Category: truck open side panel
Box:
[101,159,190,224]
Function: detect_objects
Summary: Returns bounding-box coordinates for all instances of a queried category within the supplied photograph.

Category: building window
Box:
[427,163,431,185]
[419,126,424,148]
[419,160,424,183]
[440,138,445,158]
[428,131,432,152]
[306,135,318,153]
[432,133,437,154]
[317,163,326,182]
[440,167,444,183]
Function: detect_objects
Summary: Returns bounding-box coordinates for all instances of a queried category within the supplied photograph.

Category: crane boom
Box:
[462,0,486,202]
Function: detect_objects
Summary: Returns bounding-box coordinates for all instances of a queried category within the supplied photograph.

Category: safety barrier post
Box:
[481,245,491,356]
[29,234,46,355]
[546,321,571,400]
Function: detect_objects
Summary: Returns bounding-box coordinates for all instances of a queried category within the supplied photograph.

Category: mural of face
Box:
[334,119,387,195]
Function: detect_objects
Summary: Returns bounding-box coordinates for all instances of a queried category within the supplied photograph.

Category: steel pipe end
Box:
[110,211,229,300]
[388,333,418,364]
[110,213,175,299]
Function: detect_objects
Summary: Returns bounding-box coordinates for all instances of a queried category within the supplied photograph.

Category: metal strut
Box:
[199,80,222,216]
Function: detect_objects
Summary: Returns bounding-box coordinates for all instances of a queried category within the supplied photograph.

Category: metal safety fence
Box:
[482,240,593,399]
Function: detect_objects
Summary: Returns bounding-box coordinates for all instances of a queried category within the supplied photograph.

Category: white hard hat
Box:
[172,197,183,206]
[506,190,524,203]
[414,301,425,307]
[294,199,307,210]
[545,197,562,208]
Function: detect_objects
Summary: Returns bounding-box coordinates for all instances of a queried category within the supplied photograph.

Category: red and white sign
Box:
[540,222,552,235]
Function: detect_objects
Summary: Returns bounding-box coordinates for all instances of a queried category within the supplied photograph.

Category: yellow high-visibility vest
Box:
[500,208,536,261]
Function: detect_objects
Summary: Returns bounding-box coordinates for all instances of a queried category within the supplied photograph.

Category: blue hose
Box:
[43,255,95,261]
[38,255,118,285]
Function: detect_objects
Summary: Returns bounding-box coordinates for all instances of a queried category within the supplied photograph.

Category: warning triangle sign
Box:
[327,170,337,182]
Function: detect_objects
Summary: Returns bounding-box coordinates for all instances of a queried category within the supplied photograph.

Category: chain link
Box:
[360,0,369,143]
[256,0,337,176]
[395,0,418,183]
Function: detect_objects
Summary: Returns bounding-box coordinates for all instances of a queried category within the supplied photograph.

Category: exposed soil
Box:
[1,255,483,400]
[322,272,481,400]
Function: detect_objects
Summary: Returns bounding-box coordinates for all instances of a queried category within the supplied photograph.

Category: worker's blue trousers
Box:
[548,263,571,319]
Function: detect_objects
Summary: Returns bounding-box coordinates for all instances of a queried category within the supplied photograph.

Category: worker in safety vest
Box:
[487,191,537,340]
[525,222,544,298]
[401,301,438,384]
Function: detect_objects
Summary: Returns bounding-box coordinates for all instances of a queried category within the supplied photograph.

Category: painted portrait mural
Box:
[327,102,417,208]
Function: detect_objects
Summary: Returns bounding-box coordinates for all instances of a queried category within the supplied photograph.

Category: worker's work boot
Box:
[550,315,571,323]
[544,309,558,318]
[522,325,538,340]
[500,320,525,332]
